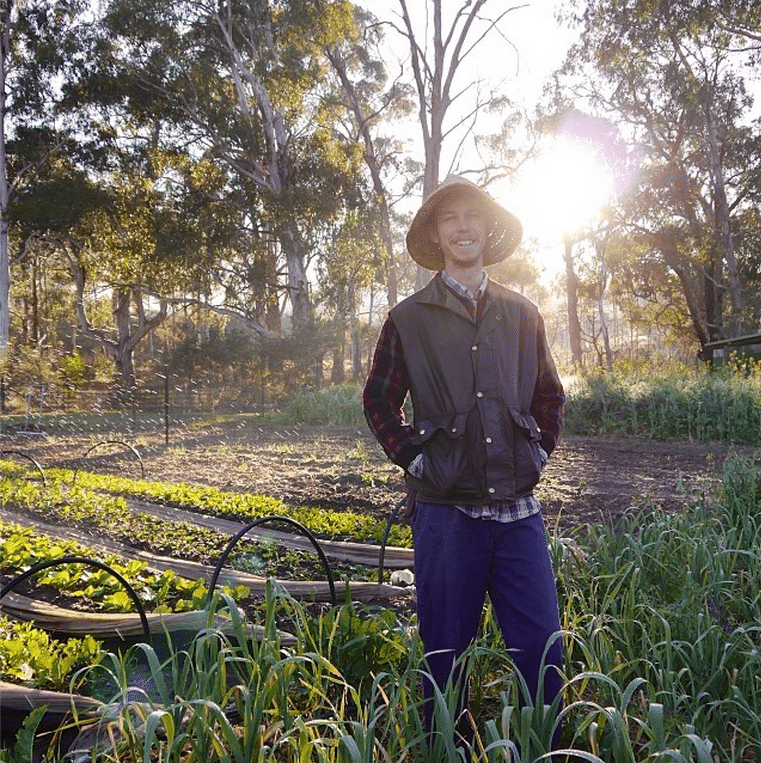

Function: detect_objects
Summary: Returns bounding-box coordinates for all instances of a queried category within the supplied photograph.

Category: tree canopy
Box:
[1,0,761,399]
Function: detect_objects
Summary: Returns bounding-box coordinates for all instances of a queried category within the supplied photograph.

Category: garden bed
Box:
[5,422,744,531]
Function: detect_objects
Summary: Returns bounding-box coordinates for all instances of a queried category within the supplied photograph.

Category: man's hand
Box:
[400,489,417,522]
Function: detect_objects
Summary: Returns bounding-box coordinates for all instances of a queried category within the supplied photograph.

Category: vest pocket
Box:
[507,408,543,493]
[412,413,478,495]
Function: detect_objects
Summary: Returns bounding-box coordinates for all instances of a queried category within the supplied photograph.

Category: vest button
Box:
[485,437,492,444]
[488,487,496,494]
[471,345,478,351]
[451,427,458,433]
[476,391,484,398]
[419,428,426,435]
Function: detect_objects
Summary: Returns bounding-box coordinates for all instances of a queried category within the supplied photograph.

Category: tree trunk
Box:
[705,102,742,336]
[653,233,711,348]
[68,251,167,395]
[264,230,281,333]
[564,236,583,368]
[112,289,138,391]
[279,228,311,330]
[213,5,312,330]
[330,291,346,384]
[32,257,41,345]
[595,239,613,372]
[0,1,11,353]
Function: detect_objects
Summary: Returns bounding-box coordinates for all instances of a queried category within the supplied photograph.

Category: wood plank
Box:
[0,592,297,644]
[0,680,102,715]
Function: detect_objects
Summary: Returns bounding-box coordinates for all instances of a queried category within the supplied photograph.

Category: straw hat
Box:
[405,175,523,270]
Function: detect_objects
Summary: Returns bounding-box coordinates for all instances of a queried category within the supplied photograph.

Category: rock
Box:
[389,569,414,587]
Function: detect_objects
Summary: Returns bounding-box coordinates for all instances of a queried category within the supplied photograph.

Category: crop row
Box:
[3,458,413,548]
[0,519,213,614]
[0,468,385,581]
[0,517,213,691]
[4,452,761,760]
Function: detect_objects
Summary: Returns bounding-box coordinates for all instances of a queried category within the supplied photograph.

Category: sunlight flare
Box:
[513,137,615,242]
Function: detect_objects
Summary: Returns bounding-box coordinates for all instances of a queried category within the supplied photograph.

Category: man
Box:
[362,174,565,746]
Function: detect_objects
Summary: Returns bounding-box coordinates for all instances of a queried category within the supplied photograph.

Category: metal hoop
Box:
[207,516,337,606]
[0,450,47,486]
[0,555,151,642]
[72,440,145,485]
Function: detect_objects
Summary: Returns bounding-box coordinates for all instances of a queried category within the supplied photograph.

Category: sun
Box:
[495,137,616,278]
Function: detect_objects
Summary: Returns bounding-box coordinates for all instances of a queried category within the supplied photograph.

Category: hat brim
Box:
[406,178,523,270]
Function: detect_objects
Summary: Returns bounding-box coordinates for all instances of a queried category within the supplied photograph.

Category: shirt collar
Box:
[440,269,488,307]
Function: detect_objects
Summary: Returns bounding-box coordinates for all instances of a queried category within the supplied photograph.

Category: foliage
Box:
[9,482,760,763]
[36,466,412,548]
[4,443,761,760]
[277,366,761,448]
[0,517,209,613]
[0,457,410,596]
[555,449,761,758]
[0,706,47,763]
[6,366,761,756]
[295,598,409,706]
[564,365,761,442]
[0,618,102,691]
[556,0,761,346]
[285,383,367,426]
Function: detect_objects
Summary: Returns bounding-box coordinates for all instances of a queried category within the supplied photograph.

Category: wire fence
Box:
[0,376,275,442]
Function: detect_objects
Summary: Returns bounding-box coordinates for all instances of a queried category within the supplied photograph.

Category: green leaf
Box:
[11,706,47,763]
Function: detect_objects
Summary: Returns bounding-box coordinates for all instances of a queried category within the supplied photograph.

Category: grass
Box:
[562,365,761,443]
[6,364,760,444]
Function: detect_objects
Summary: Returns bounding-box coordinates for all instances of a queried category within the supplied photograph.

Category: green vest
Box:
[390,274,550,503]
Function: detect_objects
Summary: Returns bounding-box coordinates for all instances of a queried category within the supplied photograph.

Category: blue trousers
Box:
[412,503,564,741]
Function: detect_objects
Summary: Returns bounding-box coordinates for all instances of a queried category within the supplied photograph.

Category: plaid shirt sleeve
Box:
[531,313,565,457]
[362,315,421,470]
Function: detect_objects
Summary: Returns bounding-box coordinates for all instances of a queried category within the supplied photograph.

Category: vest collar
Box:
[414,273,503,339]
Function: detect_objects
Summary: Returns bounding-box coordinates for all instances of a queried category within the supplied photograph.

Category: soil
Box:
[4,421,756,535]
[2,422,759,639]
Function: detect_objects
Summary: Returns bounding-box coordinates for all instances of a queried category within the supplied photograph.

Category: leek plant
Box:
[5,454,761,761]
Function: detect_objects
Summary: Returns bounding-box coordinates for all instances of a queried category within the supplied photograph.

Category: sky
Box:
[481,2,594,277]
[354,2,603,283]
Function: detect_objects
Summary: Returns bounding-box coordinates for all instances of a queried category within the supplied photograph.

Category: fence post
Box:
[164,363,170,446]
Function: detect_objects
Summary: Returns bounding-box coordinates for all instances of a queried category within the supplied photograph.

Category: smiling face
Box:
[431,193,491,272]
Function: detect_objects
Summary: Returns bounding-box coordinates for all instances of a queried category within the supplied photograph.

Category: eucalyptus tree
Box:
[91,0,364,338]
[558,0,761,349]
[1,0,122,385]
[0,0,93,352]
[0,0,10,352]
[324,4,415,309]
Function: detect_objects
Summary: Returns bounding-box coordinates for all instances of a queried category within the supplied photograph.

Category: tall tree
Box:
[389,0,525,288]
[558,0,761,348]
[0,0,88,351]
[62,174,171,391]
[324,4,414,308]
[0,0,109,364]
[90,0,362,334]
[0,0,11,351]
